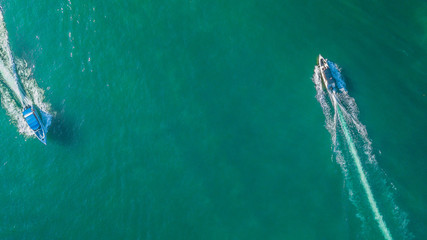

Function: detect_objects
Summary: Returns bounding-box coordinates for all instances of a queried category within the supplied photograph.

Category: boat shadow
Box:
[47,110,78,146]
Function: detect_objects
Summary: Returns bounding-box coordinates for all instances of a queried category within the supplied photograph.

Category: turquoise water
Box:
[0,0,426,239]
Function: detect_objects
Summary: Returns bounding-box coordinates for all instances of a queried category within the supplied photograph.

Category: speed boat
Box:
[23,106,46,145]
[318,55,338,94]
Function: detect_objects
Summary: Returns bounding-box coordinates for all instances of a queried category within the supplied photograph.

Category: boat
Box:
[23,106,46,145]
[318,54,338,94]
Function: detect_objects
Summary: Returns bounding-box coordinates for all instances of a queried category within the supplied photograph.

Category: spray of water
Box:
[312,64,412,239]
[0,8,52,137]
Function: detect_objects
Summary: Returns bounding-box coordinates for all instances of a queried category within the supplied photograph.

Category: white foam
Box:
[0,9,53,137]
[337,103,393,240]
[312,66,412,239]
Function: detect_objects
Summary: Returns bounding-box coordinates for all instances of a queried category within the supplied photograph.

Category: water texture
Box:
[0,0,426,239]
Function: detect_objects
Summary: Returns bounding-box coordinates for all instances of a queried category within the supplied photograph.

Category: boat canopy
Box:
[23,108,41,130]
[323,68,334,84]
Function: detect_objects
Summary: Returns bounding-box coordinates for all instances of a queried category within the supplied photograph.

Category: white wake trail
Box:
[0,10,31,106]
[336,100,393,240]
[313,64,412,239]
[0,7,52,136]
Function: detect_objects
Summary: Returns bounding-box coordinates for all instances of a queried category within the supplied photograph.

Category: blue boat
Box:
[23,106,46,145]
[318,55,347,94]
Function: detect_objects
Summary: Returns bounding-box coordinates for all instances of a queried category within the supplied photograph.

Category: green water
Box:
[0,0,426,239]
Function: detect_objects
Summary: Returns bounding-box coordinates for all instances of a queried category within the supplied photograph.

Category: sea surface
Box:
[0,0,426,239]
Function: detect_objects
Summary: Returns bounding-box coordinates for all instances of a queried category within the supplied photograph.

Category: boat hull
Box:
[23,106,47,145]
[318,55,337,93]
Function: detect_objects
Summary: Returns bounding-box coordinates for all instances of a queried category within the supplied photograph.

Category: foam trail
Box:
[313,61,412,239]
[0,10,29,106]
[0,59,25,105]
[0,7,53,137]
[336,101,393,240]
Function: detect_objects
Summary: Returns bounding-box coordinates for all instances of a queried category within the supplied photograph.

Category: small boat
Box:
[23,106,46,145]
[318,54,338,94]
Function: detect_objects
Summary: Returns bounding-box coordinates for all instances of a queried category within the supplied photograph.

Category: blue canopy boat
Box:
[318,55,347,94]
[23,106,46,145]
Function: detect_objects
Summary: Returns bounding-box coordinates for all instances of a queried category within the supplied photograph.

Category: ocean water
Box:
[0,0,426,239]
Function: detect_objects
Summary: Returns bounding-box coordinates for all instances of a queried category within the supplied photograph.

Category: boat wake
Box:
[0,8,52,138]
[313,64,412,239]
